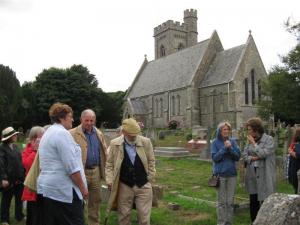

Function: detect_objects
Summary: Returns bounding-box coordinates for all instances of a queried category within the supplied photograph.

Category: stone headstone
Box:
[154,147,191,157]
[152,185,164,207]
[101,185,110,203]
[254,193,300,225]
[167,202,180,210]
[192,125,207,139]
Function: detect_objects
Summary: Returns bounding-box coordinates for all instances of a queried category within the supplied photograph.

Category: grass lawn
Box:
[6,156,294,225]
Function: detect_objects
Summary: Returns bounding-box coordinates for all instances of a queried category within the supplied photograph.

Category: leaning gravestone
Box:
[254,193,300,225]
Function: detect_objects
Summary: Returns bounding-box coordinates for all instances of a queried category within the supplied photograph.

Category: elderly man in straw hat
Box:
[0,127,25,225]
[105,118,156,225]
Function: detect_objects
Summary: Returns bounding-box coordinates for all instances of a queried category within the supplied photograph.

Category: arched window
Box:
[155,99,159,117]
[258,79,262,101]
[160,45,166,57]
[178,43,184,51]
[251,69,255,104]
[244,78,249,104]
[171,96,175,116]
[160,98,163,117]
[176,95,181,115]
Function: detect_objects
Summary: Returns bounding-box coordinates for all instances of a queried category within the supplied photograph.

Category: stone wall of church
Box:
[150,88,188,128]
[233,36,267,127]
[199,83,237,128]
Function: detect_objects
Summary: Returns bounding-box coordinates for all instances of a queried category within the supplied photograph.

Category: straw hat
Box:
[1,127,19,142]
[122,118,141,136]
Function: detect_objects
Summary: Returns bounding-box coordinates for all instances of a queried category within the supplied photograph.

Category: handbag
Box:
[24,152,40,192]
[208,175,220,187]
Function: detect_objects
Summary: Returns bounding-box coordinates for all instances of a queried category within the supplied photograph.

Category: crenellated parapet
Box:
[154,20,187,36]
[184,9,197,18]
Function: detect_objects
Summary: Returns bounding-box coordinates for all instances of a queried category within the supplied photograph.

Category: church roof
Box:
[200,44,246,87]
[129,98,148,115]
[127,39,210,98]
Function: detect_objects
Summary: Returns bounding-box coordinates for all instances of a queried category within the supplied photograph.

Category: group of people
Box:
[0,103,299,225]
[211,117,276,225]
[0,102,156,225]
[211,119,300,225]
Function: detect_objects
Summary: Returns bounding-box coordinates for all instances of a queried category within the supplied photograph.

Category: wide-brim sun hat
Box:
[1,127,20,141]
[122,118,141,136]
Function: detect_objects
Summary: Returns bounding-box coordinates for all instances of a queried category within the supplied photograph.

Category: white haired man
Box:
[70,109,107,225]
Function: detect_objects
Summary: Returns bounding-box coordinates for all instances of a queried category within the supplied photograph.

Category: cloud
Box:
[0,0,10,7]
[0,0,31,11]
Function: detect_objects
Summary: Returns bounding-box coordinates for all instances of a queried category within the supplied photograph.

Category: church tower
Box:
[184,9,198,47]
[153,9,198,59]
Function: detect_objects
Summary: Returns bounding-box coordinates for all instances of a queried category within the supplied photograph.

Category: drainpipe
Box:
[227,82,230,110]
[168,91,170,123]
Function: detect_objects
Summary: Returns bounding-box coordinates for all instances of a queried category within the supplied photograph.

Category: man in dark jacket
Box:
[0,127,25,225]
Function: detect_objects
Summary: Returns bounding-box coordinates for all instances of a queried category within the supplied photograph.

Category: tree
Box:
[31,64,107,126]
[17,81,39,130]
[0,64,21,131]
[258,20,300,124]
[102,91,126,128]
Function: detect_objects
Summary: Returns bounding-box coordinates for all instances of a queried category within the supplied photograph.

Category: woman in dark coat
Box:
[0,127,25,225]
[288,128,300,194]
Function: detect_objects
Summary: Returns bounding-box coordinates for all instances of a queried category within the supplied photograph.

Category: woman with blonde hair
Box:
[211,121,241,225]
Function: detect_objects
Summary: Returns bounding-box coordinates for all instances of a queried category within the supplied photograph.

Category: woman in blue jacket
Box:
[211,121,241,225]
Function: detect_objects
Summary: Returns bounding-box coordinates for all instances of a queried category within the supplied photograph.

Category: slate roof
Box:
[129,99,148,115]
[200,44,246,87]
[128,39,210,98]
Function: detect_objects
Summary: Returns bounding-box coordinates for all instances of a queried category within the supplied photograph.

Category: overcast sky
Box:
[0,0,299,92]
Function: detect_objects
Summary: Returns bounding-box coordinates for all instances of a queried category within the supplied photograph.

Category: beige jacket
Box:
[69,125,108,180]
[105,135,156,213]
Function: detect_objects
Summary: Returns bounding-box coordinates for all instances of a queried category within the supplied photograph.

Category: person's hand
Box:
[251,156,260,161]
[81,187,88,200]
[1,180,9,188]
[289,148,296,158]
[224,140,232,149]
[247,135,256,146]
[107,183,112,191]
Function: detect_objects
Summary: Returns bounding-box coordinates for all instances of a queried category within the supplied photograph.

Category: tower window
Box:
[160,45,166,57]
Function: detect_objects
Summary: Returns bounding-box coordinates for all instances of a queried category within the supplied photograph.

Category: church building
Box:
[123,9,267,129]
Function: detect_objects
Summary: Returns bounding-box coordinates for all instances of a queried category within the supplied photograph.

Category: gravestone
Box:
[187,125,209,158]
[254,193,300,225]
[154,147,191,157]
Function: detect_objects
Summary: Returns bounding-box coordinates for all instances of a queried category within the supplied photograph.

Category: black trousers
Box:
[0,183,24,223]
[249,194,262,222]
[43,190,84,225]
